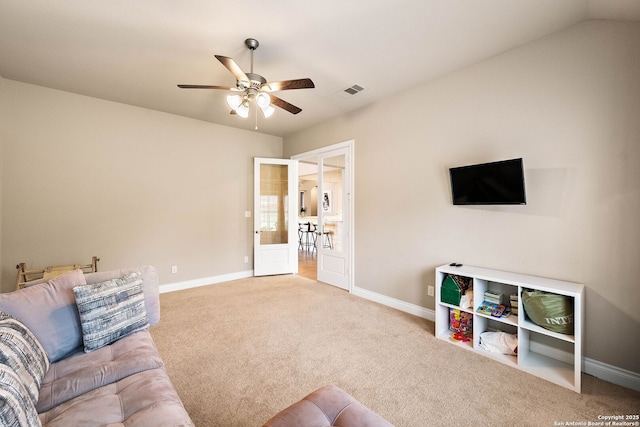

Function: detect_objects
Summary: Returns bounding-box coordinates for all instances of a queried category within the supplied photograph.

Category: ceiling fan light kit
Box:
[226,94,243,110]
[255,92,270,108]
[226,94,250,118]
[260,104,275,119]
[178,38,314,125]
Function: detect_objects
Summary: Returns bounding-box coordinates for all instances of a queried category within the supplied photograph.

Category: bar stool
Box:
[320,229,333,249]
[298,223,305,250]
[298,222,316,252]
[308,223,318,252]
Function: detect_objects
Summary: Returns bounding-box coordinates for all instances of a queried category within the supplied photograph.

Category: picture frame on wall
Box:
[322,190,332,213]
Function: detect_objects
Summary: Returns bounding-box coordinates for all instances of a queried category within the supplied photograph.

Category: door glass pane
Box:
[260,164,289,245]
[320,154,345,252]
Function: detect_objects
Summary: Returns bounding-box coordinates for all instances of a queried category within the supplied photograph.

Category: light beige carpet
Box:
[149,275,640,427]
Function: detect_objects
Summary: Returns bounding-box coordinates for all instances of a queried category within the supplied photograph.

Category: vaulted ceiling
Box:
[1,0,639,137]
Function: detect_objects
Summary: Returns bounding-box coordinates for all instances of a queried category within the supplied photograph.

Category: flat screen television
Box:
[449,158,526,205]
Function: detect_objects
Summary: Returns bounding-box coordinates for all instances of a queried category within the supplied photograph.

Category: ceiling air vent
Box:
[344,84,364,95]
[336,84,365,99]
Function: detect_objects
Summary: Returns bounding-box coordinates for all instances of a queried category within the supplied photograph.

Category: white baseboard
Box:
[160,275,640,392]
[351,285,435,321]
[351,285,640,392]
[159,270,254,294]
[584,357,640,392]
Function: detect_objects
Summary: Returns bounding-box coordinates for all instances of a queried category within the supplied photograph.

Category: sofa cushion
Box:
[73,271,149,353]
[37,330,163,413]
[0,269,86,363]
[0,364,41,427]
[0,313,50,405]
[38,367,194,427]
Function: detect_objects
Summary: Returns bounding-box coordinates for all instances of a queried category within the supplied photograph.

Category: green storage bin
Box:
[521,290,574,335]
[441,275,462,306]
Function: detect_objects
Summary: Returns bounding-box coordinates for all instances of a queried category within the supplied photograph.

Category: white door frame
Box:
[291,140,354,293]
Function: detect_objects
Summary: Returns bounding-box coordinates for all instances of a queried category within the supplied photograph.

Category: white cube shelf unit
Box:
[435,264,584,392]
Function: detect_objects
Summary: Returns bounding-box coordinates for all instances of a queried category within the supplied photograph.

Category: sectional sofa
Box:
[0,266,194,426]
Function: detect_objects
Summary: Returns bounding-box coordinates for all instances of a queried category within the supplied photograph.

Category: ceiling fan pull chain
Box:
[255,105,259,130]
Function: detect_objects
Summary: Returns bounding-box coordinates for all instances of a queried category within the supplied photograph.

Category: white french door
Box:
[253,158,298,276]
[293,141,353,291]
[316,147,351,289]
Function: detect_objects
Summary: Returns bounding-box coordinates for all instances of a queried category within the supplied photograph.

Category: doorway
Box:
[292,140,354,291]
[297,158,319,280]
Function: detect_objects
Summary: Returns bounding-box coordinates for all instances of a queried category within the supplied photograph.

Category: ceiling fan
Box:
[178,38,315,119]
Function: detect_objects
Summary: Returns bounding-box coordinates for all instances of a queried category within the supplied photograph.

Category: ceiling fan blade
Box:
[177,84,232,90]
[263,78,315,92]
[270,95,302,115]
[214,55,249,84]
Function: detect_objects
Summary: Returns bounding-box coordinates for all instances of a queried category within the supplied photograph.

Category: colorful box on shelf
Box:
[449,308,473,338]
[477,301,507,317]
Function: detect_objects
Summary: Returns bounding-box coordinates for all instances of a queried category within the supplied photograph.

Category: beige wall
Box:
[1,80,282,291]
[284,20,640,373]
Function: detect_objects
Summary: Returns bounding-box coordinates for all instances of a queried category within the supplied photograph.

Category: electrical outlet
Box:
[244,211,251,218]
[171,266,178,274]
[428,285,434,297]
[244,256,249,263]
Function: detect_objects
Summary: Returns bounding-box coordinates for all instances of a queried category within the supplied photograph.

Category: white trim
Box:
[159,270,253,294]
[584,357,640,392]
[351,285,435,321]
[290,139,354,159]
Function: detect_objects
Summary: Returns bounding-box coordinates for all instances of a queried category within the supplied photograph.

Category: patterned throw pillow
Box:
[0,312,50,405]
[0,362,42,427]
[73,271,150,352]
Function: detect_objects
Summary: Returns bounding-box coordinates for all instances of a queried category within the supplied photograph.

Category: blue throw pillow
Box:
[0,269,86,363]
